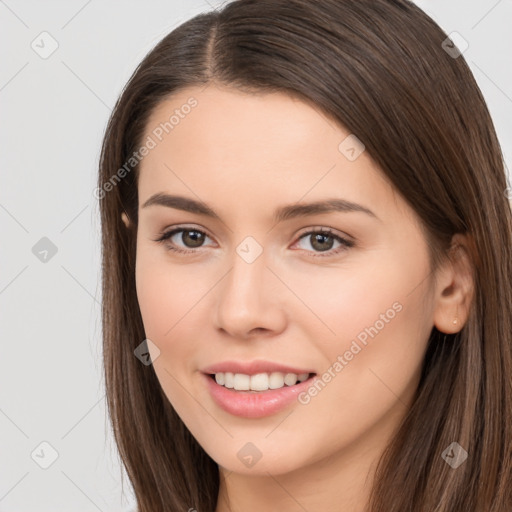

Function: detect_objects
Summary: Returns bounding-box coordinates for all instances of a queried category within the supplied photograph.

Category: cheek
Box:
[278,252,412,343]
[135,246,206,338]
[305,249,433,422]
[134,247,220,386]
[134,251,205,412]
[282,262,432,468]
[135,256,170,338]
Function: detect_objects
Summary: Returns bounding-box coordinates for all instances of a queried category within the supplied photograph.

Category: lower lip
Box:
[202,373,316,419]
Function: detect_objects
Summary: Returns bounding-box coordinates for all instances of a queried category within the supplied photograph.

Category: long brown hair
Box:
[97,0,512,510]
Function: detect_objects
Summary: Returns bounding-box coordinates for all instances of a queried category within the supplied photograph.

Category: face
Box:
[132,84,438,476]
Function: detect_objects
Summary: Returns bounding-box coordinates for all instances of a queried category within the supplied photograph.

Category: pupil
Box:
[312,233,333,251]
[184,230,204,247]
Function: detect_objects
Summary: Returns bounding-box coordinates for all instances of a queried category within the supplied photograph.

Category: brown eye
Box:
[295,229,354,257]
[179,229,205,248]
[154,227,212,254]
[309,232,335,252]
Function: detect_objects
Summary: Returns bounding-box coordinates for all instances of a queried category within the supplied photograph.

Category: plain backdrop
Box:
[0,0,511,510]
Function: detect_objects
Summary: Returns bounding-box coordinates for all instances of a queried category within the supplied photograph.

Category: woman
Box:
[97,0,512,510]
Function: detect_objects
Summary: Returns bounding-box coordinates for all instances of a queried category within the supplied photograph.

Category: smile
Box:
[203,372,317,418]
[212,371,311,391]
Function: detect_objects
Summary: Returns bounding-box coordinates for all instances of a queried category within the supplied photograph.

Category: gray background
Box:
[1,0,510,510]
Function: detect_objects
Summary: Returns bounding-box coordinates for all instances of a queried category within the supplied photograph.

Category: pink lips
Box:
[201,360,317,419]
[201,360,314,376]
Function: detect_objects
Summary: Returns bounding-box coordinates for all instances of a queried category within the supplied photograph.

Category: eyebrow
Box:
[141,192,379,223]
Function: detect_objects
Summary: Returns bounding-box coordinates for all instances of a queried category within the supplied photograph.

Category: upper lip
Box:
[201,360,315,376]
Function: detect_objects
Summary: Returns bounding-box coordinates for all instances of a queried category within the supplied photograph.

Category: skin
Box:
[122,84,474,512]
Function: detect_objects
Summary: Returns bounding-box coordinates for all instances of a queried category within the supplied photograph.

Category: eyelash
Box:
[153,226,355,258]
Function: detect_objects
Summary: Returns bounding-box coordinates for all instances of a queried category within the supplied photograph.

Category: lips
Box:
[201,360,315,376]
[201,360,318,418]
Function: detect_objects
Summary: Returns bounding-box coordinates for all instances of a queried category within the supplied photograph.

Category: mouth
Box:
[207,371,316,392]
[203,371,318,418]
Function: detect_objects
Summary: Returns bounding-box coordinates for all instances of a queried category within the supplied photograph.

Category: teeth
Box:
[269,372,285,389]
[284,373,297,386]
[224,372,234,388]
[233,373,250,390]
[213,371,310,391]
[251,373,269,391]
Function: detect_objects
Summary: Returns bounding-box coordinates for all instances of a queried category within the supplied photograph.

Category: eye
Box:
[153,227,214,254]
[292,228,354,257]
[153,226,354,257]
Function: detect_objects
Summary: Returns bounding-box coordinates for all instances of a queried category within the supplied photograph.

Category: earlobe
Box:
[121,211,131,228]
[432,233,475,334]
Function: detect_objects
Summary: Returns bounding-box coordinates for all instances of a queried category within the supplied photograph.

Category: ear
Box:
[121,211,132,228]
[432,233,475,334]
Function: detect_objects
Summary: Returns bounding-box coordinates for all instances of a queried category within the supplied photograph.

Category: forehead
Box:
[136,84,406,225]
[143,84,340,157]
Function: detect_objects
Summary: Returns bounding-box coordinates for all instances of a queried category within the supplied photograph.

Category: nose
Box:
[214,242,286,340]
